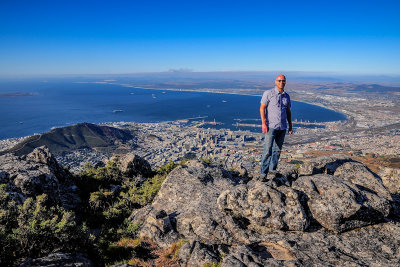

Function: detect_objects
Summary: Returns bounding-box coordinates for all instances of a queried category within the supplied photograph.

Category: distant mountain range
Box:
[5,71,400,83]
[1,122,134,156]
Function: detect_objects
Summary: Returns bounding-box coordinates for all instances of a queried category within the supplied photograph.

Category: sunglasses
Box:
[276,80,286,82]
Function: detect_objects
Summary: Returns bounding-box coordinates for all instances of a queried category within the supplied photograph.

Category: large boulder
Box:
[118,153,153,178]
[334,161,392,200]
[297,154,351,176]
[0,146,80,209]
[292,174,391,233]
[131,160,248,246]
[130,156,400,266]
[217,181,309,231]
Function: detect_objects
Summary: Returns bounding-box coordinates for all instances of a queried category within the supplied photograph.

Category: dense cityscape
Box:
[1,81,398,176]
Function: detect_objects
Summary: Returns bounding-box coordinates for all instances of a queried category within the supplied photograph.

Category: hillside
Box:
[0,146,400,266]
[1,122,134,156]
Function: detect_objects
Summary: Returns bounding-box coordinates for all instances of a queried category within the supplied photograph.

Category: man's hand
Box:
[288,126,293,136]
[262,123,268,133]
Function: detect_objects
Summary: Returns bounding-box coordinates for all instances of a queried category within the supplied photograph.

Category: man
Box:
[260,74,293,177]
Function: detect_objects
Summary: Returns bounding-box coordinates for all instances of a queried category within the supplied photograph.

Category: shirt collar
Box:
[274,87,285,95]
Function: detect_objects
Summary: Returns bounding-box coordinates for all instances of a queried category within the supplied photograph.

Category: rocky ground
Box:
[1,146,400,266]
[130,155,400,267]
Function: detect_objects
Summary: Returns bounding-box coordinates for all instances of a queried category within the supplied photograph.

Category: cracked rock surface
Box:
[131,156,400,266]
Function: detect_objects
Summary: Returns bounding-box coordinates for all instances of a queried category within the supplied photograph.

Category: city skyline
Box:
[1,0,399,76]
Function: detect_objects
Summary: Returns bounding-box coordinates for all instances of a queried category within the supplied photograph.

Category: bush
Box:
[129,174,166,206]
[0,191,89,264]
[14,194,88,257]
[156,161,179,175]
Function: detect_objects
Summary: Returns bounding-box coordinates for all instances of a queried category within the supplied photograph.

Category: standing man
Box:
[260,74,293,177]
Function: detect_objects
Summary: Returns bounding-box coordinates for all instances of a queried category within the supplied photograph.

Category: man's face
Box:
[275,75,286,91]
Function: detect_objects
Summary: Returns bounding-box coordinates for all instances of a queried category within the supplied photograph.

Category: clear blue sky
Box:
[1,0,399,76]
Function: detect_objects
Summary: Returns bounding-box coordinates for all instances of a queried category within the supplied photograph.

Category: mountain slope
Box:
[2,122,134,156]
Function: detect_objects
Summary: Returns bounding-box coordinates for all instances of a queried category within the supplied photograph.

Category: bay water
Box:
[0,78,346,140]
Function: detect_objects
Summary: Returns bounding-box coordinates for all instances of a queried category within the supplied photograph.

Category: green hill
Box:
[3,122,134,156]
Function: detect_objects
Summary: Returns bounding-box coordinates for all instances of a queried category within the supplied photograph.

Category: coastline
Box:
[1,82,348,143]
[114,82,348,120]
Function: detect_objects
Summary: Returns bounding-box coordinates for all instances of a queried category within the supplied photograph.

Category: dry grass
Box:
[153,239,188,267]
[116,238,189,266]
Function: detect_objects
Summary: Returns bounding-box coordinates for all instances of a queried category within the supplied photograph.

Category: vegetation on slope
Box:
[0,157,188,266]
[2,122,134,156]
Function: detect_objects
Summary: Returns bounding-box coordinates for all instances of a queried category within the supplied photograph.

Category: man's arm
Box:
[287,106,293,135]
[260,103,268,133]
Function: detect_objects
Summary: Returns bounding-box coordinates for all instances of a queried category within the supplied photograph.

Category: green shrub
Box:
[156,158,190,175]
[0,193,89,263]
[117,220,141,237]
[13,194,88,257]
[130,174,166,206]
[156,161,179,175]
[85,160,123,183]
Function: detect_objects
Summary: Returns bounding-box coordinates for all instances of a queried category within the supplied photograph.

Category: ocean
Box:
[0,78,347,140]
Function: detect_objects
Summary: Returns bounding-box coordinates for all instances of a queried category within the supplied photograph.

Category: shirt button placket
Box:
[279,94,282,129]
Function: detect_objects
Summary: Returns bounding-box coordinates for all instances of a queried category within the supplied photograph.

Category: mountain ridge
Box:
[1,122,134,157]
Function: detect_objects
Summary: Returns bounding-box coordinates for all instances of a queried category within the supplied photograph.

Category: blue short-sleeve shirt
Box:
[260,87,291,130]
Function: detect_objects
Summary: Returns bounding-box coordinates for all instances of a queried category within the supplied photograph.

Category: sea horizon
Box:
[0,79,347,140]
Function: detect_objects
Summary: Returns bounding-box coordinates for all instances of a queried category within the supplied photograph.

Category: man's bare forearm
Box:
[260,104,267,125]
[260,104,268,133]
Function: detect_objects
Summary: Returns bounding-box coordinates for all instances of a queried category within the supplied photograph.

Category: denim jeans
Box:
[260,128,286,175]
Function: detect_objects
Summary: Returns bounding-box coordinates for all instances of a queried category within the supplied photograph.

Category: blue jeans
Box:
[260,129,286,175]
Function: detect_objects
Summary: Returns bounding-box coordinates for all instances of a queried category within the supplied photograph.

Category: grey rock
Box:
[298,154,351,176]
[269,221,400,267]
[218,182,309,231]
[19,252,93,267]
[129,156,400,266]
[186,241,220,267]
[129,205,153,225]
[379,167,400,194]
[222,244,300,267]
[277,164,299,183]
[138,208,181,247]
[232,163,248,177]
[132,160,247,246]
[0,146,80,209]
[292,174,390,233]
[334,161,392,200]
[118,153,153,178]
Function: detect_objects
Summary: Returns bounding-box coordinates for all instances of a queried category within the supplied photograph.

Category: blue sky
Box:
[0,0,399,76]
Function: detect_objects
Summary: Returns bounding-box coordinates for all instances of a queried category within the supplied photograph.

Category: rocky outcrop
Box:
[0,146,80,209]
[132,160,248,247]
[297,154,352,176]
[118,153,153,178]
[379,167,400,194]
[218,182,309,231]
[131,155,400,266]
[292,174,390,233]
[2,147,400,266]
